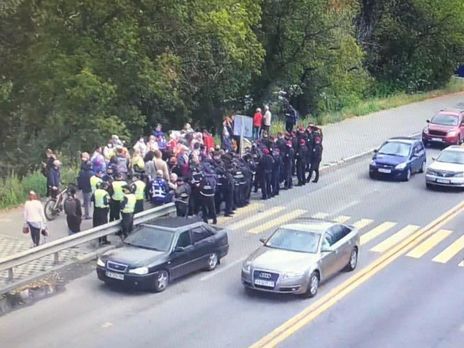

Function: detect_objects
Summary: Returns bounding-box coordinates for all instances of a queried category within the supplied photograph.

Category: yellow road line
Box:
[333,215,350,223]
[352,219,373,230]
[432,235,464,264]
[370,225,419,253]
[248,210,306,234]
[406,229,452,259]
[311,212,329,219]
[249,201,464,348]
[360,222,397,245]
[229,206,285,231]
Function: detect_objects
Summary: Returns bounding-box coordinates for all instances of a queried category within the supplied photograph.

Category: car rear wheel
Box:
[344,248,358,272]
[302,271,319,299]
[404,168,411,181]
[418,161,425,173]
[153,270,169,292]
[206,253,219,271]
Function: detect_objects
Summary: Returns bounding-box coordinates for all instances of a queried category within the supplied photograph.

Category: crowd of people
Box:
[31,110,323,246]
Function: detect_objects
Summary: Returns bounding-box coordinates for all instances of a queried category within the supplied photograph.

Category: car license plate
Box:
[106,271,124,280]
[432,138,443,142]
[254,279,275,287]
[436,179,450,184]
[378,168,391,173]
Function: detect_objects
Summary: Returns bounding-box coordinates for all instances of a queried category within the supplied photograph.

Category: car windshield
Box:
[266,228,320,253]
[378,141,411,157]
[436,150,464,165]
[124,226,174,252]
[431,114,459,126]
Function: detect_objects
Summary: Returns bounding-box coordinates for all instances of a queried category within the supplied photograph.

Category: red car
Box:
[422,109,464,146]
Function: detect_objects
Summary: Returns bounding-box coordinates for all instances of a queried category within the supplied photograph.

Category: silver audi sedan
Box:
[241,221,360,298]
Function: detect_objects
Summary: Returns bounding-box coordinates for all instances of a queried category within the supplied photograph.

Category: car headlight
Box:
[447,130,459,136]
[282,271,305,279]
[242,261,252,273]
[97,258,105,267]
[370,160,376,166]
[128,267,149,275]
[423,127,429,134]
[395,162,407,170]
[454,172,464,177]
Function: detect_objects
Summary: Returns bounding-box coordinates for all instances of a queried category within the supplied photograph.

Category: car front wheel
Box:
[302,271,319,299]
[418,161,425,173]
[404,168,411,181]
[153,270,169,293]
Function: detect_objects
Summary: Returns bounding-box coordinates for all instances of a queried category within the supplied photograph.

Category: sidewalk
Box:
[1,91,463,255]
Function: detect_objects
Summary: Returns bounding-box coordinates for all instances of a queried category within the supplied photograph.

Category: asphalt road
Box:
[2,145,464,348]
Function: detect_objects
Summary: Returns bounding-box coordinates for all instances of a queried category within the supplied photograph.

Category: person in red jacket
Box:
[253,108,263,140]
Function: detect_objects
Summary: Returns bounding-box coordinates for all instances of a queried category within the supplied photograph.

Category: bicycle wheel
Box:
[44,198,59,221]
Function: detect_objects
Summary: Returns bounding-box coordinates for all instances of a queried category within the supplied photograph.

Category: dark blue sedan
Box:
[369,137,426,181]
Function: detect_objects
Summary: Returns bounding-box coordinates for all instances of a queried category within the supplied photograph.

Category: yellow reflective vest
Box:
[90,176,103,194]
[122,194,136,214]
[94,189,110,208]
[133,180,146,201]
[112,180,126,201]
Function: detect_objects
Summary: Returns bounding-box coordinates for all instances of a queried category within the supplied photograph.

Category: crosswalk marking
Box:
[361,222,397,245]
[229,206,285,231]
[371,225,420,253]
[406,230,452,259]
[432,235,464,264]
[459,261,464,267]
[352,219,373,230]
[333,215,350,223]
[248,209,307,234]
[311,212,329,219]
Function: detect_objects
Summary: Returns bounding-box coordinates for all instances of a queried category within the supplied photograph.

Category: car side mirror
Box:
[432,157,436,161]
[373,149,378,153]
[426,119,430,123]
[174,246,185,253]
[259,237,266,244]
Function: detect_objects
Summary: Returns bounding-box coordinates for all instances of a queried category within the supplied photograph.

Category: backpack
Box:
[64,198,77,216]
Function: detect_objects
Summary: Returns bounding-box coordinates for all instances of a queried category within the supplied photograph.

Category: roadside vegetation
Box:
[1,0,464,207]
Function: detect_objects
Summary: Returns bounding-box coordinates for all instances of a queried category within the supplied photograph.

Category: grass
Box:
[0,167,78,210]
[271,77,464,133]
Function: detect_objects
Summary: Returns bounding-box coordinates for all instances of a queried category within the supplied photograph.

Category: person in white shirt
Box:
[23,191,47,247]
[263,105,272,135]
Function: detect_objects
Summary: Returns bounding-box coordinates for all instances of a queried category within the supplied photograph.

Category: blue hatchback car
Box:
[369,137,426,181]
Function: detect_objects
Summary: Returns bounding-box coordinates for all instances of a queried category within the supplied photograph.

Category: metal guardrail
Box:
[0,203,176,282]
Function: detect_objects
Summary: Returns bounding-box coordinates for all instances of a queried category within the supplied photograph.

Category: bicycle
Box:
[44,184,76,221]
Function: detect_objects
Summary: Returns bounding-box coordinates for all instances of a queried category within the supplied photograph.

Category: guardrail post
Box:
[53,252,59,264]
[8,268,13,281]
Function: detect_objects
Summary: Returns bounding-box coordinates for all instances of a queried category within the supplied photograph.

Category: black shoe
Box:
[224,214,233,217]
[312,180,318,183]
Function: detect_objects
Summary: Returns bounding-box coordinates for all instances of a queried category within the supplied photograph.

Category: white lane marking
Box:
[371,225,420,253]
[333,215,350,223]
[352,219,373,230]
[432,235,464,264]
[361,222,397,245]
[101,322,113,328]
[229,206,285,231]
[248,210,307,234]
[311,212,329,219]
[200,257,247,282]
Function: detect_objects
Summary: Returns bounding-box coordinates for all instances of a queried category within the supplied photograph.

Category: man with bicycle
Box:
[47,160,61,199]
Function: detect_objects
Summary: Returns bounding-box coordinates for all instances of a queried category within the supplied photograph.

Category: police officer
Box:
[92,181,110,245]
[258,148,274,200]
[308,136,323,183]
[132,174,146,214]
[199,171,217,224]
[174,177,191,217]
[271,148,282,196]
[283,141,294,189]
[120,185,136,239]
[214,163,226,215]
[189,166,203,215]
[108,173,127,221]
[90,171,103,194]
[296,138,309,186]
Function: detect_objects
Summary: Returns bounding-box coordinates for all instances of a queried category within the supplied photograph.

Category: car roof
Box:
[280,221,336,235]
[386,137,417,144]
[442,145,464,152]
[437,108,463,116]
[143,216,204,232]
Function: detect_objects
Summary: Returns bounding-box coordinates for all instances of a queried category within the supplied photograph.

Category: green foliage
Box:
[1,0,464,182]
